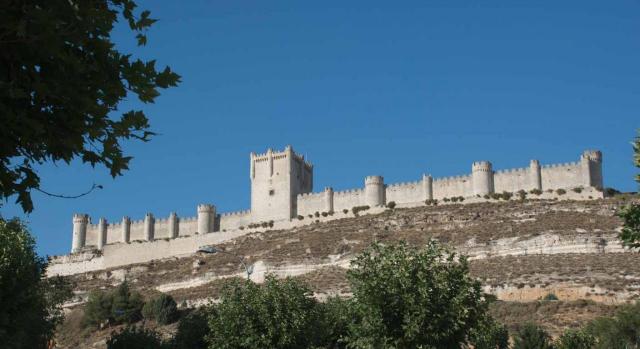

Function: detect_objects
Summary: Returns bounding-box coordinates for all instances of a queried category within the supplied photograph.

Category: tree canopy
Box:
[0,0,180,212]
[619,130,640,248]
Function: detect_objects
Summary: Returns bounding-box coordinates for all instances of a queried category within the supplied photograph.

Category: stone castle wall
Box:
[69,148,603,255]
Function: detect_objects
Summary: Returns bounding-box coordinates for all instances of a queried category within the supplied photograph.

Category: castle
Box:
[68,146,603,255]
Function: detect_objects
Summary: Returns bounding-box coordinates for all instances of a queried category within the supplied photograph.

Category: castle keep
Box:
[69,146,603,254]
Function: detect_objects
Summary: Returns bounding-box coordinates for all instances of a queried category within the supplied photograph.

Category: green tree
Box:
[469,316,510,349]
[619,130,640,248]
[513,323,553,349]
[142,293,178,325]
[314,296,353,349]
[207,276,320,349]
[172,310,209,349]
[106,326,169,349]
[0,218,73,349]
[554,328,595,349]
[588,302,640,349]
[0,0,180,212]
[82,281,143,327]
[345,241,486,349]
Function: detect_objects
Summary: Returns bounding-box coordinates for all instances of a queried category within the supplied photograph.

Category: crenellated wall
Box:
[68,148,603,254]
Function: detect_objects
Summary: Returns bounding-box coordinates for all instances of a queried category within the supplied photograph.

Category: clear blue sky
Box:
[2,1,639,257]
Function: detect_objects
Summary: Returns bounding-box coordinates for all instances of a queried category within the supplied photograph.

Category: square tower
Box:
[250,146,313,221]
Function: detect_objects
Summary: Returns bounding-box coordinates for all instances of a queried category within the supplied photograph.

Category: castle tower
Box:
[324,187,334,213]
[250,145,313,221]
[529,160,542,191]
[97,218,107,250]
[580,150,603,188]
[121,216,131,243]
[144,213,155,241]
[364,176,385,207]
[472,161,494,196]
[168,212,179,238]
[422,174,433,200]
[71,213,89,253]
[197,204,215,234]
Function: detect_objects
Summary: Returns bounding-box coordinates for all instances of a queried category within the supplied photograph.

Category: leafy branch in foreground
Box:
[0,0,180,212]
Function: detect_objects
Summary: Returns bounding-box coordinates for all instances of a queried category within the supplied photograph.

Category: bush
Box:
[542,293,559,301]
[443,197,450,202]
[386,201,396,209]
[297,215,304,220]
[517,190,527,200]
[207,276,320,349]
[345,241,487,348]
[458,196,465,202]
[314,211,320,218]
[513,323,553,349]
[343,209,349,214]
[425,199,438,206]
[321,212,328,217]
[483,194,490,199]
[0,219,73,348]
[587,302,640,348]
[501,191,513,200]
[106,326,168,349]
[83,282,143,327]
[351,205,370,216]
[314,296,352,349]
[142,293,178,325]
[172,310,209,349]
[556,188,566,195]
[572,187,583,193]
[554,328,595,349]
[530,189,543,195]
[605,187,621,197]
[451,197,459,202]
[469,316,509,349]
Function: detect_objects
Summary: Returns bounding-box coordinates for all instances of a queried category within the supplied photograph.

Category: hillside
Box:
[56,195,639,348]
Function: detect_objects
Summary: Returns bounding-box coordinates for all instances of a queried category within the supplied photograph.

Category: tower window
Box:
[269,189,275,196]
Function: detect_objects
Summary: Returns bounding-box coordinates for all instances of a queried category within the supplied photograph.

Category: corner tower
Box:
[250,146,313,221]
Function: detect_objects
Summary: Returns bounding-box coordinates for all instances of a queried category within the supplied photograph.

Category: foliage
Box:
[106,326,168,349]
[517,190,527,200]
[0,218,73,349]
[425,199,438,206]
[351,205,371,216]
[554,328,595,349]
[313,296,352,349]
[0,0,180,212]
[206,275,320,349]
[619,130,640,249]
[83,281,143,327]
[556,189,566,195]
[513,323,553,349]
[386,201,396,209]
[542,293,559,301]
[142,293,178,325]
[529,189,543,196]
[587,302,640,349]
[172,310,209,349]
[572,187,583,193]
[345,240,486,348]
[468,315,510,349]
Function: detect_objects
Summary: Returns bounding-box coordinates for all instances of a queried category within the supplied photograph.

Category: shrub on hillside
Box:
[469,316,509,349]
[343,209,349,214]
[321,211,329,217]
[106,326,168,349]
[572,187,583,193]
[554,328,595,349]
[142,293,178,325]
[83,282,143,327]
[425,199,438,206]
[386,201,396,209]
[345,241,487,348]
[351,205,370,216]
[556,188,567,195]
[207,276,321,349]
[587,301,640,348]
[297,215,304,220]
[530,189,543,195]
[542,293,559,301]
[513,323,553,349]
[172,310,209,349]
[517,190,527,200]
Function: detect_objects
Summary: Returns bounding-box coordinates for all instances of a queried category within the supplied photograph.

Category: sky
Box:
[2,0,639,257]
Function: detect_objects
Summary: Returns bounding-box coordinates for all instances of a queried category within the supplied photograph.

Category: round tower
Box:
[144,213,155,241]
[97,218,107,250]
[121,216,131,243]
[364,176,385,207]
[422,174,433,200]
[71,213,89,253]
[197,204,216,234]
[472,161,493,196]
[529,160,542,191]
[168,212,179,238]
[324,187,334,213]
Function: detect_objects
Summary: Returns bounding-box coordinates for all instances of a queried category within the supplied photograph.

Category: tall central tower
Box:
[250,146,313,221]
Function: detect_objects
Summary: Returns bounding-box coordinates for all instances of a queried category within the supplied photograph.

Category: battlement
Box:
[365,176,384,185]
[67,147,604,255]
[472,161,493,172]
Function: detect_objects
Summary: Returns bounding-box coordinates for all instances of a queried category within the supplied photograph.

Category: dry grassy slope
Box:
[58,196,640,346]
